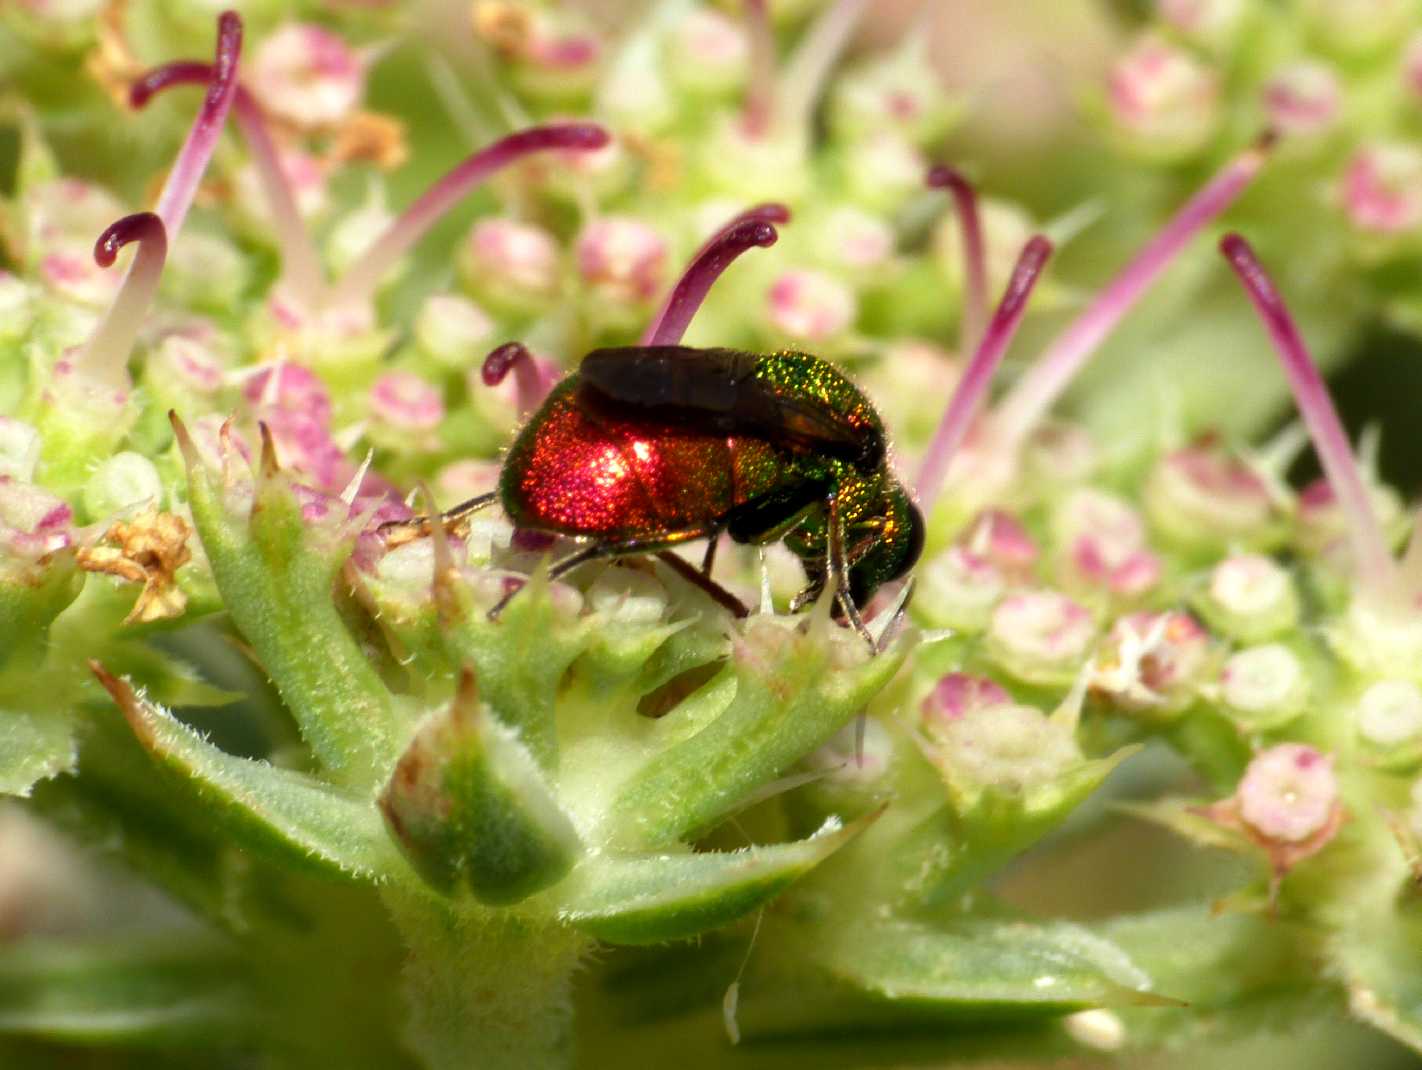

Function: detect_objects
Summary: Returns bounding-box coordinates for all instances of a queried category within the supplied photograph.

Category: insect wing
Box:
[578,347,867,462]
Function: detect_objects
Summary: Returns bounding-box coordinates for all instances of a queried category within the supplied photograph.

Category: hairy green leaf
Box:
[556,812,874,945]
[93,664,405,882]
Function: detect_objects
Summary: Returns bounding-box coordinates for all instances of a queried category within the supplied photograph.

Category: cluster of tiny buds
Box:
[1115,0,1422,255]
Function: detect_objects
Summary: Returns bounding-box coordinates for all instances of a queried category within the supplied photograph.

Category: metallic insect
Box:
[416,345,922,645]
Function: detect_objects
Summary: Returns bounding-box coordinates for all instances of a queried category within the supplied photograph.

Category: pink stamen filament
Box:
[75,213,168,391]
[641,209,785,346]
[779,0,871,135]
[150,12,242,244]
[994,134,1274,451]
[482,342,557,416]
[1221,233,1395,598]
[927,165,987,355]
[326,123,610,309]
[131,62,326,309]
[743,0,776,138]
[917,235,1055,510]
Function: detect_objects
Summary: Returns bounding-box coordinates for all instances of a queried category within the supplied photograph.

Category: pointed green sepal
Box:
[92,663,406,882]
[555,810,878,945]
[379,669,581,903]
[173,414,400,787]
[441,567,592,770]
[610,614,907,848]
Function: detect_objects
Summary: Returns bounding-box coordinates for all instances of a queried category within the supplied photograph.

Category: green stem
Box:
[383,889,589,1070]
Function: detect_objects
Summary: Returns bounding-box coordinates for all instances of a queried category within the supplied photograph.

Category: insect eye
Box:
[891,500,926,580]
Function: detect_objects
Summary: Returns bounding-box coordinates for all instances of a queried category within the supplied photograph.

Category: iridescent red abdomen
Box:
[500,376,783,544]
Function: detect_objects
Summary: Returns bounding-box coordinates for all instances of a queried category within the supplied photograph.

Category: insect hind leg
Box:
[486,542,604,620]
[489,530,733,621]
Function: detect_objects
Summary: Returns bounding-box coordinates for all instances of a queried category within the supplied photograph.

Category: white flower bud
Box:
[0,419,41,483]
[83,452,163,520]
[1196,553,1299,642]
[1355,680,1422,748]
[1220,644,1308,728]
[987,590,1095,686]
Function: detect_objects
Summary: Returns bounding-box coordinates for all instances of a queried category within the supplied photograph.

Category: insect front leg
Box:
[826,490,875,651]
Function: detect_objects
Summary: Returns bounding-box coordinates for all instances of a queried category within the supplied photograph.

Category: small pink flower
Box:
[1339,144,1422,235]
[152,334,225,395]
[1239,745,1342,849]
[667,9,749,94]
[575,217,667,304]
[369,370,445,433]
[1201,744,1344,882]
[1146,439,1278,545]
[1262,62,1341,137]
[961,509,1039,576]
[243,362,334,427]
[1093,610,1210,712]
[0,477,74,561]
[987,590,1095,683]
[921,672,1011,730]
[766,269,857,342]
[251,23,367,128]
[1159,0,1244,37]
[436,459,502,503]
[460,219,562,305]
[40,246,120,307]
[1106,36,1219,154]
[1056,488,1160,597]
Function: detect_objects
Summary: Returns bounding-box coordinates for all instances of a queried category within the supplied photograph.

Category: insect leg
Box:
[826,491,875,651]
[379,491,499,540]
[700,535,719,576]
[655,551,749,617]
[487,542,604,620]
[490,531,722,621]
[440,492,501,525]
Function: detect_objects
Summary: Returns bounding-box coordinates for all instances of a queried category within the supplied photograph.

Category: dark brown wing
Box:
[577,346,868,463]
